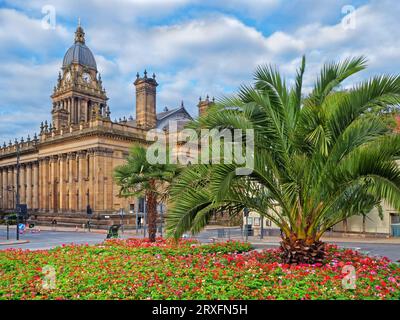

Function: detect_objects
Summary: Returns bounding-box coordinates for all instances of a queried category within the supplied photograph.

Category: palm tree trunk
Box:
[146,181,158,242]
[362,216,366,234]
[280,236,325,264]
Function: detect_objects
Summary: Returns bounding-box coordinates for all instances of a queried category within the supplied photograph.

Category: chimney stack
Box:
[198,95,214,117]
[134,70,158,129]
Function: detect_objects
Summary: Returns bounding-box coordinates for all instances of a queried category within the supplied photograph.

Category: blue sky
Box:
[0,0,399,142]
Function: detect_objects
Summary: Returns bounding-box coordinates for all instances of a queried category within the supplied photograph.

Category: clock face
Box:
[65,72,71,82]
[82,72,91,83]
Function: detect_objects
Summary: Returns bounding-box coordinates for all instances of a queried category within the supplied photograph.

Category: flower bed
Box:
[0,239,399,300]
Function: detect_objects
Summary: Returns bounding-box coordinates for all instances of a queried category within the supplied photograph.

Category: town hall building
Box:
[0,24,212,228]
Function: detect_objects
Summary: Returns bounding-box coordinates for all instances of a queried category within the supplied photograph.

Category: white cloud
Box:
[0,8,69,56]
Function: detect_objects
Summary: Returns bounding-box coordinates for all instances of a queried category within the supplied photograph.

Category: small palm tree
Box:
[166,56,400,263]
[114,146,178,242]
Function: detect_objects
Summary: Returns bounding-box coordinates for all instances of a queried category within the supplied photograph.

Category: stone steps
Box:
[28,212,136,230]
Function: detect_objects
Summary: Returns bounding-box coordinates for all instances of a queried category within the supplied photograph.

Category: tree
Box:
[166,56,400,263]
[114,146,179,242]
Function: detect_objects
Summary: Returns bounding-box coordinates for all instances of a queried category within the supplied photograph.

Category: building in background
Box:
[0,24,213,228]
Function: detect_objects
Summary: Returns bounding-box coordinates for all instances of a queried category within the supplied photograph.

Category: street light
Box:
[159,203,164,238]
[15,139,21,241]
[260,216,264,239]
[142,197,147,239]
[243,207,249,242]
[119,207,124,233]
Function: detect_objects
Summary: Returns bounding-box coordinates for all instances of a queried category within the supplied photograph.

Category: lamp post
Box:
[260,216,264,239]
[15,139,21,241]
[135,203,138,235]
[160,203,163,238]
[120,208,124,233]
[143,198,147,239]
[243,207,249,242]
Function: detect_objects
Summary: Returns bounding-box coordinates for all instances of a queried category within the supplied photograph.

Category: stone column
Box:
[9,166,13,209]
[49,156,59,212]
[86,100,91,122]
[70,98,74,124]
[9,166,13,210]
[26,163,32,210]
[103,150,113,212]
[49,157,54,212]
[38,160,42,211]
[0,168,3,209]
[12,166,16,209]
[66,99,70,124]
[68,100,74,124]
[78,151,87,211]
[87,149,94,209]
[42,158,50,212]
[2,167,6,210]
[20,164,26,205]
[93,148,105,212]
[39,159,44,211]
[33,161,39,210]
[72,99,80,124]
[59,154,68,212]
[68,153,77,212]
[78,98,82,123]
[4,167,9,209]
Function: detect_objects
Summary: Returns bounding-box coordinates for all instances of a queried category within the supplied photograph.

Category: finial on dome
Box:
[75,19,85,44]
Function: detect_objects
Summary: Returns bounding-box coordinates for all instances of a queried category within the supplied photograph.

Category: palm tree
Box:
[114,146,179,242]
[166,56,400,263]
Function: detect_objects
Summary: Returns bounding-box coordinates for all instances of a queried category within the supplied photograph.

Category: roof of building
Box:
[156,105,189,122]
[62,25,97,70]
[125,104,193,130]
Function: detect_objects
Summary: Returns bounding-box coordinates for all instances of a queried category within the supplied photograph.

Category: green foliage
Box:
[167,56,400,241]
[114,145,180,201]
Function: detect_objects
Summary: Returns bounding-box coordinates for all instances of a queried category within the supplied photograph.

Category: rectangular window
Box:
[138,198,145,213]
[391,213,400,224]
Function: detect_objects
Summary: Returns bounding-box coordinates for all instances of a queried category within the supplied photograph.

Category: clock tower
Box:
[51,23,109,130]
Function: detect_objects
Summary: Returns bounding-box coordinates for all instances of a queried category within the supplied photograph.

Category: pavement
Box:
[0,240,29,245]
[0,225,399,261]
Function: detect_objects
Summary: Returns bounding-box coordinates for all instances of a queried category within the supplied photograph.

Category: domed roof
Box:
[63,43,97,70]
[62,25,97,70]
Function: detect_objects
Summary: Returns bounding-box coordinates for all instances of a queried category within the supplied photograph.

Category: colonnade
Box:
[53,97,92,124]
[0,147,114,213]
